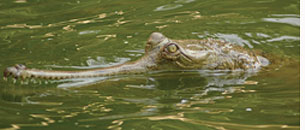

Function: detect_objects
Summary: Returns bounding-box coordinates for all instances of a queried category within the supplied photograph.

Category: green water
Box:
[0,0,299,129]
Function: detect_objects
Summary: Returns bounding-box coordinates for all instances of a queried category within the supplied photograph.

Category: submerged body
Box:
[4,32,269,79]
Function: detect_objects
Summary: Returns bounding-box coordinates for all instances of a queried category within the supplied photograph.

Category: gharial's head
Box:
[145,32,210,69]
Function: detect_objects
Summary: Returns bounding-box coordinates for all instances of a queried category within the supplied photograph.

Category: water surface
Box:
[0,0,299,129]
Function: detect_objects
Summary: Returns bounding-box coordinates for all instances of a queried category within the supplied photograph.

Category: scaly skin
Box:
[3,32,269,80]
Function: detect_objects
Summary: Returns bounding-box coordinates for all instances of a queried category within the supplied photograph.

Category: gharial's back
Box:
[167,38,269,70]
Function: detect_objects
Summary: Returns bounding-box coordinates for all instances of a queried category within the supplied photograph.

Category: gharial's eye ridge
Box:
[167,44,178,53]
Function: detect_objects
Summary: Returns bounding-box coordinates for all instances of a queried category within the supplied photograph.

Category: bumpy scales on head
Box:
[3,32,269,80]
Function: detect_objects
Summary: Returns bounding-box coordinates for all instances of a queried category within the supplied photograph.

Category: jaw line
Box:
[176,44,193,63]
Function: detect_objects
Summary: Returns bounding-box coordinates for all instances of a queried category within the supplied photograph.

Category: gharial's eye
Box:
[167,44,178,53]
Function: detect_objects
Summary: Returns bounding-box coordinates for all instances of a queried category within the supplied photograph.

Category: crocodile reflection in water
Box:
[4,32,269,80]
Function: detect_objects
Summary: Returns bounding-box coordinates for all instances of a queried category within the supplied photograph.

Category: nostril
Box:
[3,68,11,77]
[3,65,23,78]
[3,67,16,78]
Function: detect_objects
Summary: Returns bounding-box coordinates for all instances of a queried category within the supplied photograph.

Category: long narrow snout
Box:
[3,58,150,79]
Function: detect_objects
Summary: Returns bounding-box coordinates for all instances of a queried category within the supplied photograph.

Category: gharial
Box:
[3,32,269,80]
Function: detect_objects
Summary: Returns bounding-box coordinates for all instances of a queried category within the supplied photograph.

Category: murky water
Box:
[0,0,299,129]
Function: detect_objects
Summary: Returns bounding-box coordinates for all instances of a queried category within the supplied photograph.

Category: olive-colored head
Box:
[145,32,200,69]
[146,32,182,59]
[145,32,168,53]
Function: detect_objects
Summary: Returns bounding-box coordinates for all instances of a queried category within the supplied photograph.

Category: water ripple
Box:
[154,0,196,11]
[154,4,183,11]
[147,114,299,129]
[266,35,300,42]
[262,17,300,26]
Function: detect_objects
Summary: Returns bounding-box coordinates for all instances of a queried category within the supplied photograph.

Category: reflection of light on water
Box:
[46,56,130,69]
[126,84,155,89]
[0,10,124,30]
[108,120,124,130]
[7,70,263,129]
[144,11,197,26]
[271,14,299,17]
[55,77,109,88]
[109,17,131,27]
[14,0,27,3]
[262,17,300,26]
[1,24,43,29]
[86,56,130,68]
[79,30,101,35]
[30,114,55,124]
[78,98,160,124]
[77,20,94,24]
[193,32,254,48]
[25,96,63,105]
[96,34,117,40]
[197,70,257,87]
[154,4,183,12]
[82,101,113,115]
[147,113,299,129]
[9,114,56,129]
[79,108,157,122]
[192,13,242,20]
[70,70,260,128]
[98,13,107,18]
[176,95,232,107]
[156,25,168,29]
[144,20,181,28]
[175,0,196,3]
[266,36,299,42]
[263,14,299,26]
[256,33,271,38]
[154,0,196,11]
